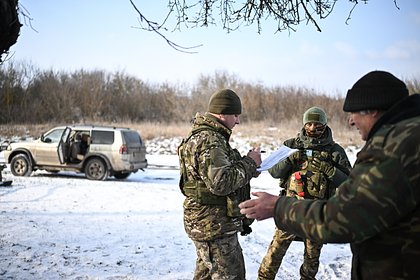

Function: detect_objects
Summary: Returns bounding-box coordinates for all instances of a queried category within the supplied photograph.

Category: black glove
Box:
[310,157,335,178]
[241,225,252,236]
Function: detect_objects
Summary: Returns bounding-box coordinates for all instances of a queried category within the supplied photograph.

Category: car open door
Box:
[57,127,72,164]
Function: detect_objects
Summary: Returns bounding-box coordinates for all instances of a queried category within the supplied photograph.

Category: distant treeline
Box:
[1,62,419,126]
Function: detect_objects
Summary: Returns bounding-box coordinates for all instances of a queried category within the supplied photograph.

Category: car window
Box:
[122,131,142,145]
[72,130,89,141]
[91,131,114,144]
[43,129,65,143]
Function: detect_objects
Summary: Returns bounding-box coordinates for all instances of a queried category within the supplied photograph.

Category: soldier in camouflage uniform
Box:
[178,89,262,280]
[258,107,352,280]
[239,71,420,280]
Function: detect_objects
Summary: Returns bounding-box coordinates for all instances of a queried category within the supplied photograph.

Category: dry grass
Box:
[234,121,363,148]
[0,123,55,140]
[0,120,364,148]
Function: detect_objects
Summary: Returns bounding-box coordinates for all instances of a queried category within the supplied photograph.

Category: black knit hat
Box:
[208,89,242,114]
[343,71,409,112]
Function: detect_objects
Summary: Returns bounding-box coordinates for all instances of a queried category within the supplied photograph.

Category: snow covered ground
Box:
[0,141,358,280]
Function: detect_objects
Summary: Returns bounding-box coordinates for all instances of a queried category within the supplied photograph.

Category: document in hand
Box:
[257,146,299,172]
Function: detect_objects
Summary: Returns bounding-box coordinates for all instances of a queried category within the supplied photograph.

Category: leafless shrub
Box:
[0,62,417,150]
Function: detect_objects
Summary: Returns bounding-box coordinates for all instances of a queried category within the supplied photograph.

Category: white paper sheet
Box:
[257,146,299,172]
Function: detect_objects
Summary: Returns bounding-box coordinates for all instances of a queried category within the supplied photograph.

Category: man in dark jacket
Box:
[258,107,351,280]
[178,89,262,279]
[239,70,420,280]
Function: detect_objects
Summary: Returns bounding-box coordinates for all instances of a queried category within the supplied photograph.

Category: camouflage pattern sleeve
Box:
[196,133,257,196]
[274,127,419,244]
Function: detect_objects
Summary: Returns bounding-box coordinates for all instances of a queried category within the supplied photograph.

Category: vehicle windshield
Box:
[43,129,65,143]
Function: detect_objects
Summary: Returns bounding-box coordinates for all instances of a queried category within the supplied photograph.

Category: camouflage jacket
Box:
[178,112,258,241]
[268,126,352,199]
[274,94,420,280]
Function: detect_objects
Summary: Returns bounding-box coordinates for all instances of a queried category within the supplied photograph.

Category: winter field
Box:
[0,137,359,280]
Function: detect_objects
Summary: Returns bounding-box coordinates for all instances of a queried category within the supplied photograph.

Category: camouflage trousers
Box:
[258,228,323,280]
[192,233,245,280]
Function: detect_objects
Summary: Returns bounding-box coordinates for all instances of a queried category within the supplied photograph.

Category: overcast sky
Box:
[7,0,420,96]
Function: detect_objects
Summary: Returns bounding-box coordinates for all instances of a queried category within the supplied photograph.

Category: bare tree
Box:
[0,1,401,58]
[129,0,400,52]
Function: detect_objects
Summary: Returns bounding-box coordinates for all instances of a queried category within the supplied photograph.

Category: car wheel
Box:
[114,172,131,179]
[85,158,108,180]
[10,154,33,177]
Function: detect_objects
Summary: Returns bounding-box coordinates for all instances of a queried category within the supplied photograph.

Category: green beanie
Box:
[208,89,242,114]
[303,107,328,125]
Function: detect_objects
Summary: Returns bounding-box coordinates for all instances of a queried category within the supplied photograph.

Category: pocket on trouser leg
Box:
[193,240,212,280]
[210,234,245,280]
[300,239,323,279]
[258,229,294,280]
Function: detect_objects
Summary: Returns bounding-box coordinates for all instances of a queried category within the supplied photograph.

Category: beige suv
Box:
[3,125,148,180]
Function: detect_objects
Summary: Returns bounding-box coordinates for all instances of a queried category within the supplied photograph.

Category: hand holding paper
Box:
[257,146,299,172]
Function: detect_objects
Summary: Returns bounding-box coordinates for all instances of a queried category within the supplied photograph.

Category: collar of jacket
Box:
[296,126,334,149]
[190,112,232,141]
[367,94,420,140]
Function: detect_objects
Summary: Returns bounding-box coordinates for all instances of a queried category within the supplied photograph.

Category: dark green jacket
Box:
[269,126,351,198]
[178,112,258,241]
[274,94,420,279]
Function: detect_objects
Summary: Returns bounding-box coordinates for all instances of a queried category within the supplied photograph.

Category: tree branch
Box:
[129,0,202,54]
[128,0,400,51]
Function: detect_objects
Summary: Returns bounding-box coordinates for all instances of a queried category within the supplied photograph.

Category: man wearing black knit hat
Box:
[239,70,420,279]
[178,89,262,279]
